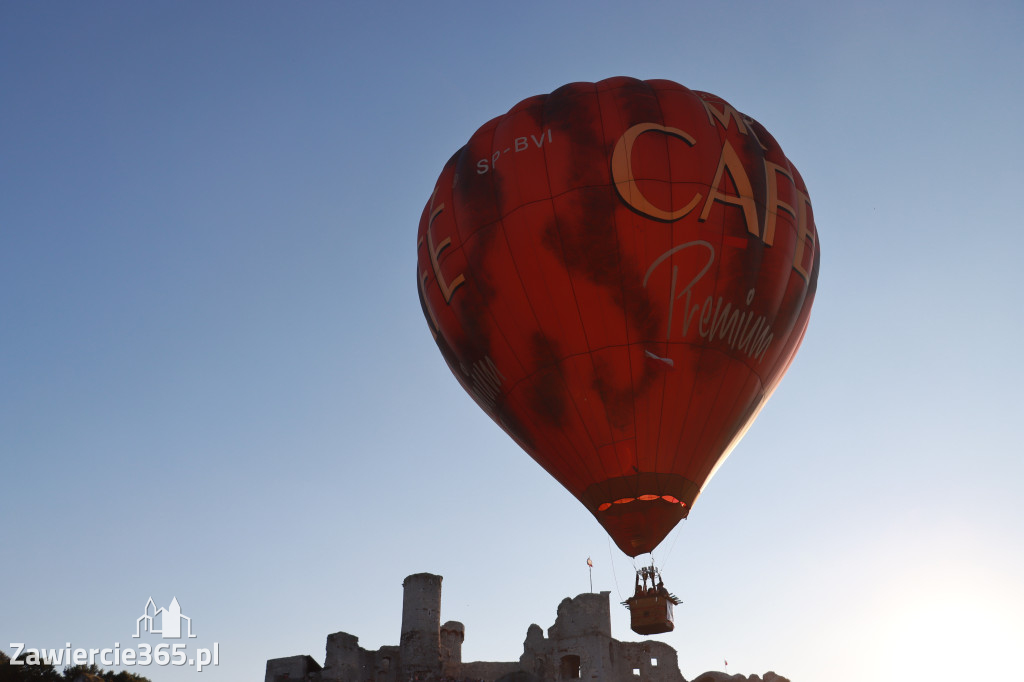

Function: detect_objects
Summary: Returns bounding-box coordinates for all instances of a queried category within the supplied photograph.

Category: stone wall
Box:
[691,674,790,682]
[263,573,788,682]
[323,632,361,680]
[460,660,522,680]
[517,591,683,682]
[611,640,685,682]
[265,654,322,682]
[546,592,612,639]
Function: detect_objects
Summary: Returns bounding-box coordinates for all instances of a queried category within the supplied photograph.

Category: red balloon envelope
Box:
[416,77,819,557]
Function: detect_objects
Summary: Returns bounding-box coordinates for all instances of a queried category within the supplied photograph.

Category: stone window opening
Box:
[560,654,581,679]
[651,657,658,666]
[633,668,641,676]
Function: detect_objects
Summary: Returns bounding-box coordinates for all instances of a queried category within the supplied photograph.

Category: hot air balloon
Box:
[416,77,819,633]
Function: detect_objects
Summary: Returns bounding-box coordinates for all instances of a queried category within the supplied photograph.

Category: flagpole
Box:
[587,557,593,592]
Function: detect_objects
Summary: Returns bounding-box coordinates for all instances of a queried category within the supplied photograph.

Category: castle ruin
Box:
[264,573,788,682]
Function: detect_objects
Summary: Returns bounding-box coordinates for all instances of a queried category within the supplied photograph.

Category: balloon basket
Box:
[625,593,677,635]
[623,563,681,636]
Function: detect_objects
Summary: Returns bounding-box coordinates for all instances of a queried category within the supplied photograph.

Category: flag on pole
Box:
[587,557,593,567]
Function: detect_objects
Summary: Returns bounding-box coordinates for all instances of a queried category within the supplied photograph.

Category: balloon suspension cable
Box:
[607,536,624,603]
[645,553,659,585]
[655,518,686,575]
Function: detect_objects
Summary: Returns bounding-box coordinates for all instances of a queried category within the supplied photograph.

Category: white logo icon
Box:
[133,597,196,639]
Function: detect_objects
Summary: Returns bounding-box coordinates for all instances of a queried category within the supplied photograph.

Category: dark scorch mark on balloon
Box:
[440,138,511,380]
[540,183,664,430]
[543,83,608,190]
[526,331,568,428]
[543,186,662,340]
[517,94,548,135]
[454,143,503,251]
[618,79,664,129]
[715,112,777,305]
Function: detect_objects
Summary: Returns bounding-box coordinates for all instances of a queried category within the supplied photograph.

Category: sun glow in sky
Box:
[879,590,1018,680]
[836,522,1024,682]
[2,2,1023,681]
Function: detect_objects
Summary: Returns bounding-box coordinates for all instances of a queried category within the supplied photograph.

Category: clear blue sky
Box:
[2,2,1022,681]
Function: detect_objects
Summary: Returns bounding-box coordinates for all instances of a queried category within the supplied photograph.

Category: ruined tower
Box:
[440,620,465,677]
[400,572,442,679]
[322,631,361,680]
